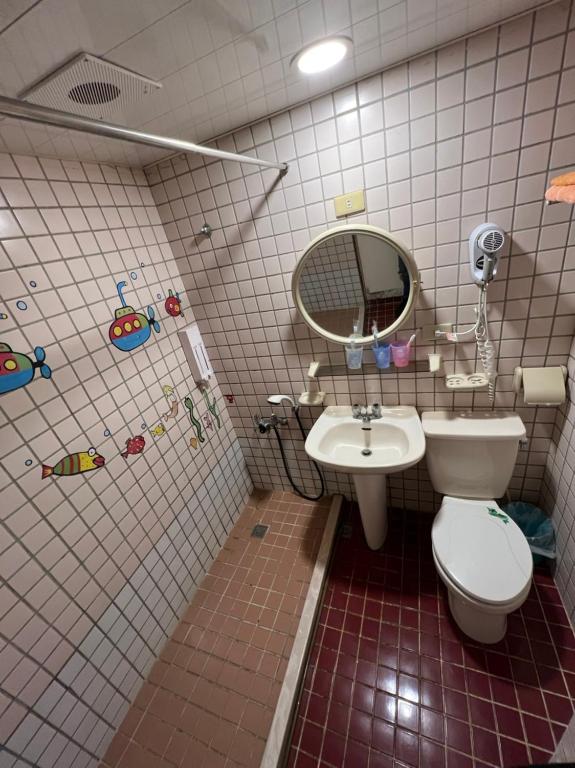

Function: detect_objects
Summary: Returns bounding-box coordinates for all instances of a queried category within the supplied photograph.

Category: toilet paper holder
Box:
[513,365,568,399]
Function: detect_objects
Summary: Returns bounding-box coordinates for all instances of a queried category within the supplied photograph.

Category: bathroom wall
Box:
[146,1,575,511]
[541,333,575,623]
[0,154,252,767]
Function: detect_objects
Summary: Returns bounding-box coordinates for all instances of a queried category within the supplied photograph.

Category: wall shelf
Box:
[316,361,431,377]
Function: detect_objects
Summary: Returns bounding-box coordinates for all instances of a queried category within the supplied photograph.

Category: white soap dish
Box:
[445,373,489,390]
[298,391,325,406]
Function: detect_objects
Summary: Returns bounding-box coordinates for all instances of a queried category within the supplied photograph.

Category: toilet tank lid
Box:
[422,411,526,440]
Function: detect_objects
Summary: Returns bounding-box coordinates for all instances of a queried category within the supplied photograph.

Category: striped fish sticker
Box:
[42,447,105,478]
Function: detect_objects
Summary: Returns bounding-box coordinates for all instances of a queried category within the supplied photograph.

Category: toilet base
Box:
[447,589,507,644]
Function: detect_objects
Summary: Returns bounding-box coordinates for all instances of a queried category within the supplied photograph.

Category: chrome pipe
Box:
[0,94,288,173]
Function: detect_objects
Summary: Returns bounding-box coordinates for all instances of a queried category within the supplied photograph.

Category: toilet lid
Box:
[432,497,533,605]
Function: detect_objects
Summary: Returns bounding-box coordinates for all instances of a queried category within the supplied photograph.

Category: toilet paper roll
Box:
[521,366,566,406]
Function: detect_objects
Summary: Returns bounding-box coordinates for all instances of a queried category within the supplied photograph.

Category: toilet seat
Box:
[432,496,533,606]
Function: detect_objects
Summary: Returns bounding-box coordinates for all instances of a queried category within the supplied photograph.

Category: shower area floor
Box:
[100,490,333,768]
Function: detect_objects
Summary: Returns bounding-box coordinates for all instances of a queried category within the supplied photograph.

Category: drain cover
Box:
[341,523,353,538]
[251,524,268,539]
[362,448,372,456]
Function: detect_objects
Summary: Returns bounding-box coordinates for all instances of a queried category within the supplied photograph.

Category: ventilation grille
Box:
[480,230,504,253]
[20,53,162,121]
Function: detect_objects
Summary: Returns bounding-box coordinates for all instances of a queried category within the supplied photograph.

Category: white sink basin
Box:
[305,405,425,474]
[305,406,426,549]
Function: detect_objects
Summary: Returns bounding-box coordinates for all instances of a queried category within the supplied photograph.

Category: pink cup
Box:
[391,342,411,367]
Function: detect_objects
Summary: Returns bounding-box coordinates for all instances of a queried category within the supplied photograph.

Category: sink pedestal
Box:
[353,474,387,549]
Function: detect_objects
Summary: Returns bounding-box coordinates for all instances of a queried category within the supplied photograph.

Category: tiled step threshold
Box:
[100,490,341,768]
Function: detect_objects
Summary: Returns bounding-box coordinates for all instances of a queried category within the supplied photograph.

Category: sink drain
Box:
[362,448,372,456]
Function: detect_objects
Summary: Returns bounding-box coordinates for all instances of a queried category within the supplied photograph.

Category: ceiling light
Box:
[292,36,352,75]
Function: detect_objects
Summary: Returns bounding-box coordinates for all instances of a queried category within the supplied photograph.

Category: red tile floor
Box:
[288,504,575,767]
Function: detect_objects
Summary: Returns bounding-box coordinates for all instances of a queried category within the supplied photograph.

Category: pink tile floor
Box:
[288,504,575,767]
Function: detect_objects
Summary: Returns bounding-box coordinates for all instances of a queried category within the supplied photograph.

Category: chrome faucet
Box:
[352,403,382,422]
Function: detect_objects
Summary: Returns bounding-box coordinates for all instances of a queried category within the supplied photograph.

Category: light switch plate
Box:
[334,190,365,217]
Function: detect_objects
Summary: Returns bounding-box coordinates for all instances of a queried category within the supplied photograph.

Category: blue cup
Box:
[373,343,391,369]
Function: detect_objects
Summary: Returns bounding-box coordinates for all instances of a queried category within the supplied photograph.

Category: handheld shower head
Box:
[267,394,297,410]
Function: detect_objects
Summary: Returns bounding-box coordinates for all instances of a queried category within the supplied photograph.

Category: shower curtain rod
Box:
[0,94,289,173]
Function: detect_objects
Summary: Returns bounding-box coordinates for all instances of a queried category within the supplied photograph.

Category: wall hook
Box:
[199,223,213,237]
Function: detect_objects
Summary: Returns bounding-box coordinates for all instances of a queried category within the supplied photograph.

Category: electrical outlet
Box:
[445,373,488,390]
[334,190,365,217]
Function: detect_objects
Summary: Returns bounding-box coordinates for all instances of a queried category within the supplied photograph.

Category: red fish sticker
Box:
[165,289,184,318]
[121,435,145,458]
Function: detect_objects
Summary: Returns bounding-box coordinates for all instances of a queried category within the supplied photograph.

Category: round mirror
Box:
[292,224,419,345]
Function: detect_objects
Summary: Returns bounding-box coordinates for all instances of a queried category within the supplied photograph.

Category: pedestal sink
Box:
[305,406,426,549]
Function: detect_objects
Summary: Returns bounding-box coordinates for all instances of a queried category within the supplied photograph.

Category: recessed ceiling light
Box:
[292,36,352,75]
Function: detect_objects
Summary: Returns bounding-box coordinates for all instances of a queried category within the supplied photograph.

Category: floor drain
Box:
[251,524,268,539]
[341,523,353,539]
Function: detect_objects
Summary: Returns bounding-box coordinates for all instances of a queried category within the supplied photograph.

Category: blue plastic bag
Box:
[502,502,556,565]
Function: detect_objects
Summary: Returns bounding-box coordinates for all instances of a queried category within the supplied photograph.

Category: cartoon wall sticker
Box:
[224,394,234,403]
[201,387,221,429]
[161,384,179,421]
[42,447,105,479]
[184,396,205,446]
[203,413,213,431]
[149,421,166,439]
[164,290,184,318]
[108,280,160,352]
[121,435,145,458]
[0,343,51,395]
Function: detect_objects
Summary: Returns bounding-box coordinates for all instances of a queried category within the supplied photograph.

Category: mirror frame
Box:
[292,224,420,346]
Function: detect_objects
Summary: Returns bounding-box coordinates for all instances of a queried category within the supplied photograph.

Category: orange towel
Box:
[550,171,575,186]
[545,185,575,203]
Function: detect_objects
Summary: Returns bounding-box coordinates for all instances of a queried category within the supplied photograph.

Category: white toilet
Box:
[422,411,533,644]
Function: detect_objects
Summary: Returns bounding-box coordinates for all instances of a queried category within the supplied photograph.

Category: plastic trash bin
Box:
[502,501,556,565]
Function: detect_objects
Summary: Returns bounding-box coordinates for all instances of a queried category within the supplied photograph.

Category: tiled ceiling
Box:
[0,0,556,167]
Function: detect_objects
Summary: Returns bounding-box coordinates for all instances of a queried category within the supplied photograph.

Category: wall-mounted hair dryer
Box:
[469,223,505,286]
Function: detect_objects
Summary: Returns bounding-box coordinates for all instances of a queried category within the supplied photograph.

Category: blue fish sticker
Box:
[0,343,51,395]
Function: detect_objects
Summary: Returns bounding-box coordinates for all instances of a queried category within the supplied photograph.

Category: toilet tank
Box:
[422,411,526,499]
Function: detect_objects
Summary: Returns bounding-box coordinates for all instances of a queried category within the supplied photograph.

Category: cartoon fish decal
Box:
[165,289,184,318]
[108,281,160,352]
[121,435,145,458]
[0,343,51,395]
[162,384,179,421]
[190,436,198,450]
[42,447,104,479]
[184,396,205,444]
[149,421,166,438]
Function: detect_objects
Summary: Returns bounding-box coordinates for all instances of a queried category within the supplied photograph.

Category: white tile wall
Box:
[0,156,252,767]
[146,3,575,514]
[542,334,575,623]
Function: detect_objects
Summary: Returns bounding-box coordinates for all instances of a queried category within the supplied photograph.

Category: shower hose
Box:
[272,409,325,501]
